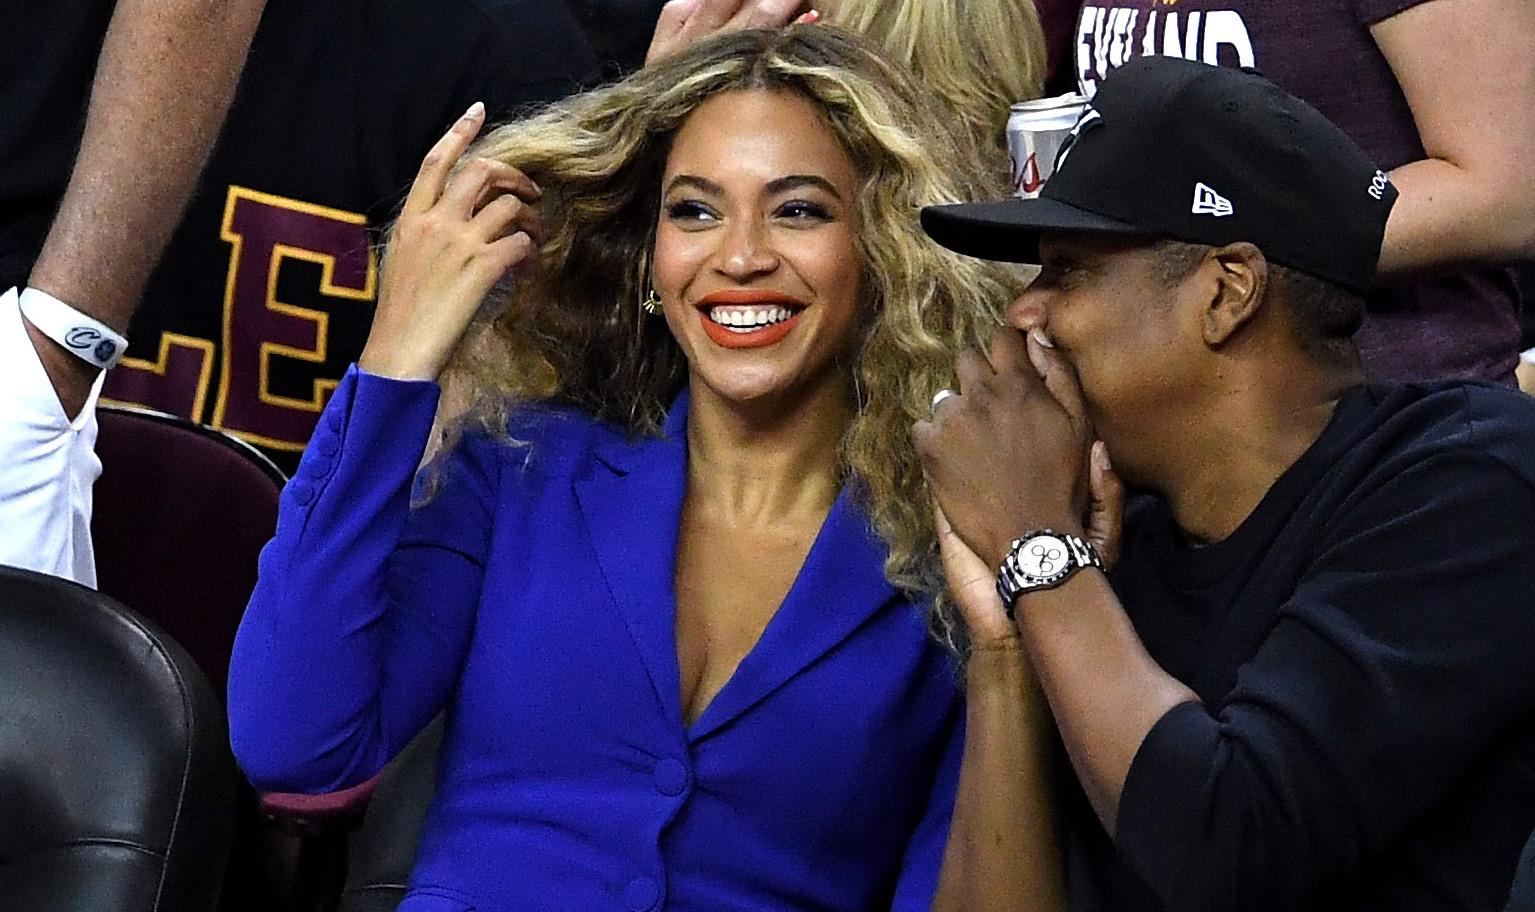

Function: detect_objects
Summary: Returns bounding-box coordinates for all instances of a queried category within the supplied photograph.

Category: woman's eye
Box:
[666,200,717,223]
[777,200,832,221]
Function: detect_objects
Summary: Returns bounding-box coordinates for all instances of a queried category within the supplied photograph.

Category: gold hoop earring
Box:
[641,289,662,315]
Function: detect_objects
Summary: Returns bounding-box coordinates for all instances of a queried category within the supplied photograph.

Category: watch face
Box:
[1017,534,1071,581]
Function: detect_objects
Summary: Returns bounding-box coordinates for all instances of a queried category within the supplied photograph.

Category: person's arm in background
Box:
[1371,0,1535,276]
[23,0,269,418]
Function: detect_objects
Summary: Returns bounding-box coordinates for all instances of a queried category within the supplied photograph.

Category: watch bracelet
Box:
[995,529,1104,619]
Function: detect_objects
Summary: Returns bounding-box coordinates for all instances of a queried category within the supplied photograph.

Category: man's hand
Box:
[1085,440,1125,569]
[645,0,809,65]
[914,328,1094,569]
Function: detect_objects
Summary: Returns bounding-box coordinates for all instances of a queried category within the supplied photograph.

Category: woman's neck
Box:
[682,377,853,526]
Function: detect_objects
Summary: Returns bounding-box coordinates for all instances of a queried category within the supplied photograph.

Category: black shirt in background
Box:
[1069,381,1535,911]
[0,0,642,294]
[99,0,622,472]
[0,0,117,291]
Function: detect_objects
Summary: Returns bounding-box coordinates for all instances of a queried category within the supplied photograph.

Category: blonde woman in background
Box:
[229,26,1062,911]
[821,0,1046,179]
[649,0,1048,182]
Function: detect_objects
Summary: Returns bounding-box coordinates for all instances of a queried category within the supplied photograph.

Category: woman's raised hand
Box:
[933,502,1020,651]
[359,102,544,381]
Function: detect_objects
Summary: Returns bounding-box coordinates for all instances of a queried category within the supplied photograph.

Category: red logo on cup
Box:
[1020,153,1044,194]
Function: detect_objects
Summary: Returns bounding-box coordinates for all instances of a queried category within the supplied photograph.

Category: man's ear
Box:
[1201,242,1268,348]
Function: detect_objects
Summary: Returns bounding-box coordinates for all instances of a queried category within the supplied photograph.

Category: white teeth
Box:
[708,305,797,329]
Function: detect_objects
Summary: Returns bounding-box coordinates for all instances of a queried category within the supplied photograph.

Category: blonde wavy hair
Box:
[436,26,1021,655]
[824,0,1047,181]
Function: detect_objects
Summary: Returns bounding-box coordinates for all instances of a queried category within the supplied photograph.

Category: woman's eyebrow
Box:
[664,174,724,196]
[663,173,844,200]
[765,174,842,200]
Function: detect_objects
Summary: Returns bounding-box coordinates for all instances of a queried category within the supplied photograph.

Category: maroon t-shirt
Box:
[1037,0,1090,88]
[1072,0,1522,383]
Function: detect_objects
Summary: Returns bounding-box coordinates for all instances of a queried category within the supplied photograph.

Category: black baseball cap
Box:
[922,56,1398,293]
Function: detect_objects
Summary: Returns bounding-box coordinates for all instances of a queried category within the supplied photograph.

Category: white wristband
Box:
[1521,347,1535,367]
[17,287,128,369]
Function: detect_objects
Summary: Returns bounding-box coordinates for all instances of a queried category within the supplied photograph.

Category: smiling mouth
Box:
[696,292,807,349]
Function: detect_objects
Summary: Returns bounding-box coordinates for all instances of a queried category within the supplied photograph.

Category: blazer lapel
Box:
[688,484,900,741]
[572,394,690,731]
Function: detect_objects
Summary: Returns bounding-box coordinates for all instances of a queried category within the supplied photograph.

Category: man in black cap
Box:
[916,55,1535,911]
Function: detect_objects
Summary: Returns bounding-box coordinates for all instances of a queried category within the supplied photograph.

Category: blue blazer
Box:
[229,368,963,912]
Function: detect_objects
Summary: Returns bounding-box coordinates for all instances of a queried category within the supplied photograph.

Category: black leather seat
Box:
[90,403,288,912]
[0,566,237,911]
[338,717,443,912]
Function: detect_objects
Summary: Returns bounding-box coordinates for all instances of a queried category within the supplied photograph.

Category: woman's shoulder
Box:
[453,400,658,479]
[418,403,627,510]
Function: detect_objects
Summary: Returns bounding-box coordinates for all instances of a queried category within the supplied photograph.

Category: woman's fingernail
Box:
[1029,327,1055,349]
[463,101,485,120]
[796,9,821,24]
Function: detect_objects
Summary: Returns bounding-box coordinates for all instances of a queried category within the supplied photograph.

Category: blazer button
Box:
[288,481,314,506]
[314,434,340,458]
[623,876,659,911]
[652,757,689,796]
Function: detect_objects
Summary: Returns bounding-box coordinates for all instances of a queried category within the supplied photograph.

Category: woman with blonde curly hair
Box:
[229,25,1059,911]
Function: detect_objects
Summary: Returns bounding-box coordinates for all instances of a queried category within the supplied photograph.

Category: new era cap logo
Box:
[1192,183,1234,217]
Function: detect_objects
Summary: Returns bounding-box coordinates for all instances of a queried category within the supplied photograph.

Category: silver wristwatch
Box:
[996,529,1105,615]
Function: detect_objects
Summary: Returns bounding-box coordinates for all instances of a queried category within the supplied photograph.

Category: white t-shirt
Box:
[0,286,103,586]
